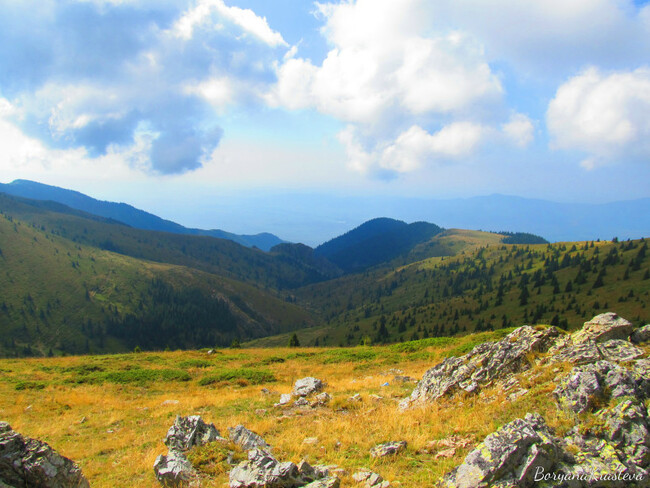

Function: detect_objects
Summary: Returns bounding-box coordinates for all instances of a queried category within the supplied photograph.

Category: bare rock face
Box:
[228,425,270,451]
[573,312,633,344]
[400,326,559,409]
[165,415,222,452]
[0,421,89,488]
[292,377,324,397]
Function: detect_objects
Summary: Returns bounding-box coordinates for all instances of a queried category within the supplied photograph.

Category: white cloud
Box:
[338,122,487,175]
[173,0,287,47]
[183,76,236,110]
[502,113,534,148]
[267,0,503,175]
[547,67,650,166]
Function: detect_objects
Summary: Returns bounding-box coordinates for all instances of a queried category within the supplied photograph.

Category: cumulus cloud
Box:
[0,0,282,174]
[502,113,534,148]
[547,67,650,168]
[266,0,505,176]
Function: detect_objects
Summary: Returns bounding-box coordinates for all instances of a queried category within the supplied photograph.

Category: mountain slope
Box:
[0,192,338,290]
[0,180,285,251]
[0,210,316,357]
[314,218,444,273]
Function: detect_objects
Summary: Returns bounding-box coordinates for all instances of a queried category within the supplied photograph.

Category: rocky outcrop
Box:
[400,325,559,409]
[292,377,324,397]
[155,416,223,487]
[440,313,650,487]
[229,449,336,488]
[631,325,650,344]
[0,421,89,488]
[352,469,390,488]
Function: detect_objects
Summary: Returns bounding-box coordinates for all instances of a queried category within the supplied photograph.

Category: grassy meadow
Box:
[0,327,625,487]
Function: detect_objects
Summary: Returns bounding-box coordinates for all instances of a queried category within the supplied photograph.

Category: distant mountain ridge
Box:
[0,180,286,251]
[314,217,444,273]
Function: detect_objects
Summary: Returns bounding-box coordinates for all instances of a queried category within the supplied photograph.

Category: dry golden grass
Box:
[2,337,634,487]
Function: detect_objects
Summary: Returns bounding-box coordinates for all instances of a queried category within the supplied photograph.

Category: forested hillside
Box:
[284,237,650,347]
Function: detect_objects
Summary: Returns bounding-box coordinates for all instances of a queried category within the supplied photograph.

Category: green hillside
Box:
[0,193,336,290]
[0,211,316,357]
[266,236,650,347]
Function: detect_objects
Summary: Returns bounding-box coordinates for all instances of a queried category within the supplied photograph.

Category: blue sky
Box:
[0,0,649,238]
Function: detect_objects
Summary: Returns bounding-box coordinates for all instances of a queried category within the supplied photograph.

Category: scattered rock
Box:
[507,388,529,402]
[393,375,415,383]
[228,425,270,451]
[154,449,200,488]
[435,448,456,459]
[0,421,90,488]
[349,394,362,402]
[400,325,559,409]
[207,349,215,355]
[631,325,650,344]
[303,476,340,488]
[165,415,222,452]
[369,394,383,402]
[352,469,390,488]
[370,441,407,458]
[292,377,324,397]
[573,312,633,344]
[311,392,331,407]
[302,437,319,445]
[255,409,267,416]
[162,399,180,406]
[293,398,310,407]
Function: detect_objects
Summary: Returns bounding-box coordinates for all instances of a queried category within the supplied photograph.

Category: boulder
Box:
[229,449,301,488]
[573,312,633,344]
[311,392,331,407]
[441,413,559,488]
[228,425,270,451]
[0,421,90,488]
[165,415,221,452]
[352,469,389,488]
[153,449,200,488]
[631,325,650,344]
[292,377,324,397]
[276,394,292,406]
[598,339,644,362]
[547,339,603,365]
[370,441,407,458]
[400,326,559,408]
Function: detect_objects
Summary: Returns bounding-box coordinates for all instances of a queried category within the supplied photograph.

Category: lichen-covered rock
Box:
[0,421,90,488]
[598,339,644,362]
[631,325,650,344]
[229,449,301,488]
[154,449,200,488]
[400,326,559,408]
[303,476,340,488]
[600,399,650,467]
[228,425,270,451]
[165,415,222,452]
[292,377,324,397]
[554,361,641,414]
[442,413,559,488]
[547,339,604,365]
[353,469,389,487]
[370,441,407,458]
[573,312,633,344]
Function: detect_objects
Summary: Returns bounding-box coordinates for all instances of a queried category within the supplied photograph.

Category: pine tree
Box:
[288,333,300,348]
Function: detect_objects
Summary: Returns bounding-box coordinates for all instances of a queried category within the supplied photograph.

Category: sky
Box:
[0,0,649,240]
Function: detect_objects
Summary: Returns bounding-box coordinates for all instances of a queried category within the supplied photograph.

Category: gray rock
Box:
[442,413,559,488]
[631,325,650,344]
[277,394,292,406]
[297,460,331,481]
[633,359,650,397]
[228,425,270,451]
[0,421,90,488]
[153,449,200,488]
[312,392,331,407]
[370,441,407,458]
[353,469,388,487]
[165,415,221,452]
[302,477,340,488]
[292,377,324,397]
[598,339,644,362]
[600,399,650,467]
[400,326,559,408]
[554,361,641,414]
[573,312,633,344]
[547,339,604,365]
[293,398,310,407]
[229,449,301,488]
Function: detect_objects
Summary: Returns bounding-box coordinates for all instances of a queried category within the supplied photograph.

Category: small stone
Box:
[255,409,267,416]
[349,394,362,402]
[369,394,383,402]
[312,392,331,407]
[161,400,180,406]
[370,441,407,458]
[207,349,215,355]
[435,447,456,458]
[303,437,319,445]
[274,393,292,407]
[507,388,529,402]
[294,397,310,407]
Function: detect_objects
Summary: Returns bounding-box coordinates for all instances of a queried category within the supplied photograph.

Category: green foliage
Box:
[288,333,300,348]
[197,368,276,386]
